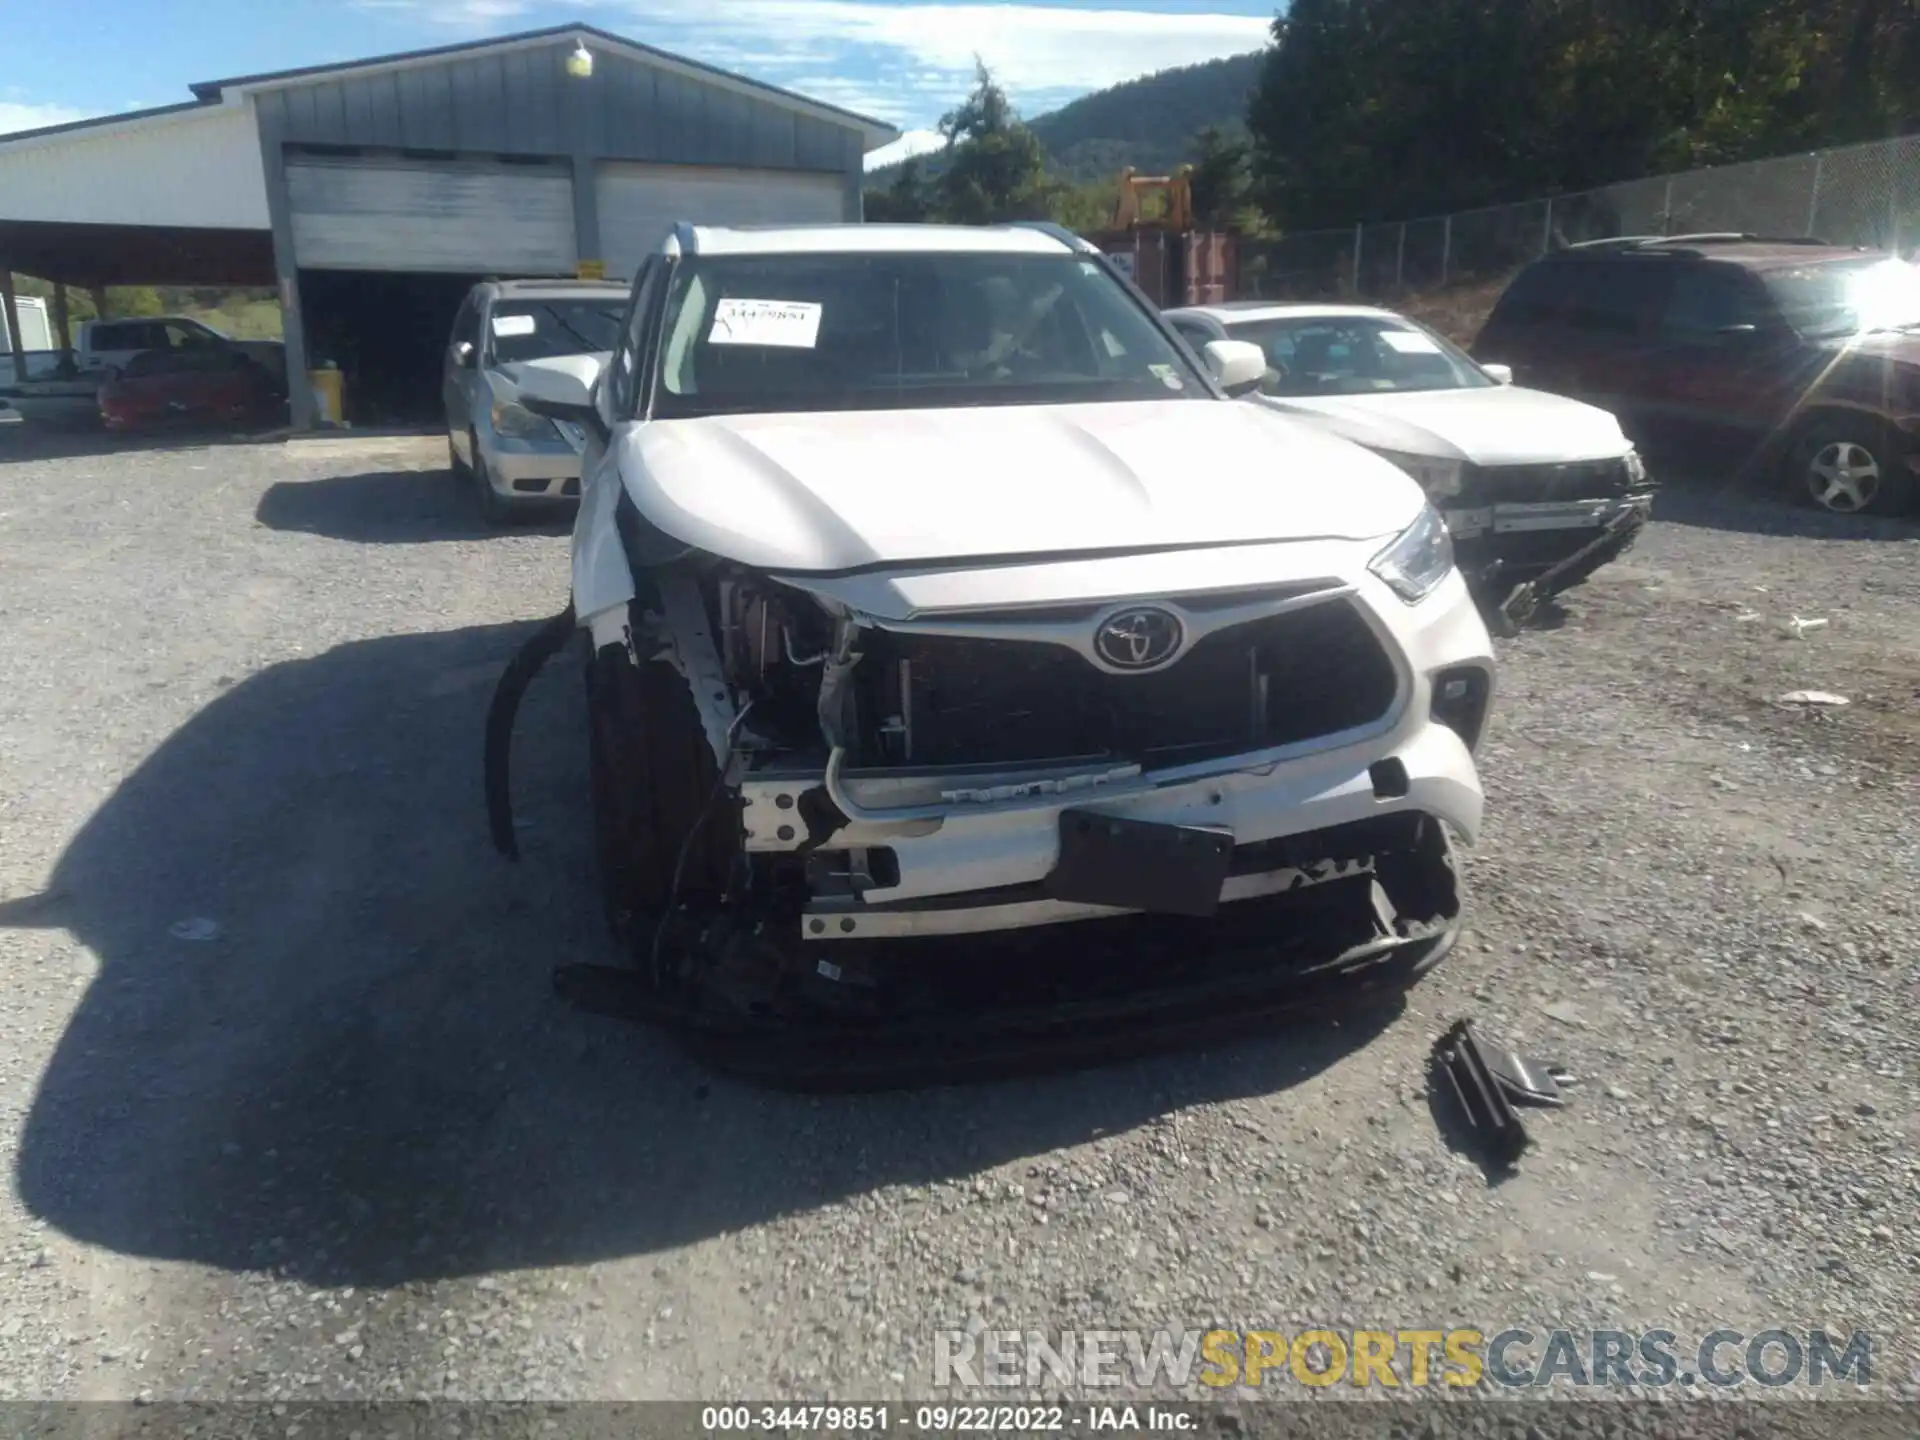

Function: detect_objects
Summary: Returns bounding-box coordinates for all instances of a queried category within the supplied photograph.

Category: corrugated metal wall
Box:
[0,104,269,229]
[595,163,847,278]
[286,158,577,272]
[253,41,862,178]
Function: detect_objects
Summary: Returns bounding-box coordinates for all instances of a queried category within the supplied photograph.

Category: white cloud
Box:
[358,1,1271,128]
[350,0,538,20]
[0,101,94,136]
[626,2,1271,120]
[865,128,947,171]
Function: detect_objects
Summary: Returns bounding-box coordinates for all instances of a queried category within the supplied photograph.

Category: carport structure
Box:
[0,23,896,428]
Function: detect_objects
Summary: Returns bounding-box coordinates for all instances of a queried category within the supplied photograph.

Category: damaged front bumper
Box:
[746,714,1482,942]
[1446,492,1654,630]
[496,530,1496,1081]
[1444,492,1654,579]
[559,810,1464,1089]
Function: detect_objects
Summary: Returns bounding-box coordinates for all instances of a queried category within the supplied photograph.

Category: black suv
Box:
[1472,234,1920,516]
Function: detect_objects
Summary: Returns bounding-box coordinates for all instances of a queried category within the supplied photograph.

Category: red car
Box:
[1472,236,1920,515]
[98,343,287,433]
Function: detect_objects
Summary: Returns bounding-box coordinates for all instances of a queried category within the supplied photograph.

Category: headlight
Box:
[1624,447,1647,485]
[1369,448,1464,500]
[1368,503,1456,604]
[491,397,556,439]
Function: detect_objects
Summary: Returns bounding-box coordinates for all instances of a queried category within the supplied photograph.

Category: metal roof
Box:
[0,99,219,148]
[0,23,897,153]
[190,23,896,144]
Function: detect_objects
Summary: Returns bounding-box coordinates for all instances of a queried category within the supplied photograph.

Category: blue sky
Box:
[0,0,1277,168]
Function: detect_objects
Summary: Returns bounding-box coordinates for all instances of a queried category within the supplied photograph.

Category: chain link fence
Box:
[1235,133,1920,305]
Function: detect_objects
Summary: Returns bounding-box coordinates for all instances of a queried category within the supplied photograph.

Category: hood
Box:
[1816,328,1920,361]
[618,398,1428,573]
[1256,384,1632,467]
[494,352,613,401]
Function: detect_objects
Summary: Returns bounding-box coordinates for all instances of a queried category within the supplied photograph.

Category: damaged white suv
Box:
[491,221,1497,1076]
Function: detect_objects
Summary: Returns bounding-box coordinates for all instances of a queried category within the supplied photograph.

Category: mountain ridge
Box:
[869,51,1266,190]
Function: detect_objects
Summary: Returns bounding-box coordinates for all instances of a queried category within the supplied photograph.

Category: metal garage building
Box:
[0,23,896,428]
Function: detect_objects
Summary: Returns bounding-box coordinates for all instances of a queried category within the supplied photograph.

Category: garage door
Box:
[596,164,847,282]
[287,158,577,274]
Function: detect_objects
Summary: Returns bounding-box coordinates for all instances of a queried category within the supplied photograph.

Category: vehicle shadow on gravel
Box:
[255,470,574,543]
[1649,471,1920,542]
[0,423,291,465]
[5,621,1403,1289]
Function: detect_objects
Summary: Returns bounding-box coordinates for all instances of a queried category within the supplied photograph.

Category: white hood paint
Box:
[618,399,1427,573]
[1257,384,1632,467]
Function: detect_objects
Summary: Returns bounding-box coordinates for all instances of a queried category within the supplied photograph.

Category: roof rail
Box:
[1655,232,1754,244]
[1010,220,1096,252]
[1553,235,1667,252]
[1552,231,1845,259]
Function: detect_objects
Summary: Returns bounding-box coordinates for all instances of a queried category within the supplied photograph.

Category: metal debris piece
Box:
[1432,1018,1573,1165]
[1432,1019,1530,1166]
[1482,1045,1571,1107]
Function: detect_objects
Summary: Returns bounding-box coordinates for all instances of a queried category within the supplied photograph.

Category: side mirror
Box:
[452,340,476,368]
[1202,339,1269,398]
[511,354,609,437]
[1480,362,1514,385]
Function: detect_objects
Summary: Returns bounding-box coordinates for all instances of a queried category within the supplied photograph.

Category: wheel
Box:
[1789,418,1913,516]
[584,635,739,959]
[470,431,511,526]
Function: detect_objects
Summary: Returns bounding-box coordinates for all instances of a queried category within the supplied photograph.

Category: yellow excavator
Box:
[1111,165,1195,232]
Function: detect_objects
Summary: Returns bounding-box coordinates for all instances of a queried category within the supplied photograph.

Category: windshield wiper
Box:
[542,308,605,355]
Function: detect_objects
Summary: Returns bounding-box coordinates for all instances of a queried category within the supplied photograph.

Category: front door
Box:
[572,260,664,625]
[442,291,482,459]
[1641,265,1816,462]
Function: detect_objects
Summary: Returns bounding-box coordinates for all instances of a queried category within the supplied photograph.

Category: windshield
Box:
[1222,314,1495,397]
[650,252,1206,420]
[486,299,626,365]
[1761,257,1920,338]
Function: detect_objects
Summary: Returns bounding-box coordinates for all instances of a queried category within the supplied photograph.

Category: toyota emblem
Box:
[1094,607,1184,671]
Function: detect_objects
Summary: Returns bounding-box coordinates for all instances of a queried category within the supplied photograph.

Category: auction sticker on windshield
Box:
[710,299,823,349]
[491,313,537,337]
[1380,329,1441,354]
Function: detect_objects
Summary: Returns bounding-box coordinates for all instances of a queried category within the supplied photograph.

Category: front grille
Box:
[1458,457,1635,506]
[853,600,1401,769]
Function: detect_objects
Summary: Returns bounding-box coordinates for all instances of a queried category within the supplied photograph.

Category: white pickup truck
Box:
[0,313,283,388]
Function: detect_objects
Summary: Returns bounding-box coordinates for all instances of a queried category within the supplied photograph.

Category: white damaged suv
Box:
[491,221,1497,1071]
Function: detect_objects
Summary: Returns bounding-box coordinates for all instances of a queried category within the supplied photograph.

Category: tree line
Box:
[1251,0,1920,231]
[864,63,1259,235]
[873,1,1920,239]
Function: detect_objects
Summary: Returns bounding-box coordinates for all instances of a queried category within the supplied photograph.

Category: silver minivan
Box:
[442,278,629,523]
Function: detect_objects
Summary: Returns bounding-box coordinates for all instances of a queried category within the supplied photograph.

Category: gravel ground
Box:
[0,427,1915,1413]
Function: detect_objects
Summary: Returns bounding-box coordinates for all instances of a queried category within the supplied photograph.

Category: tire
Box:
[470,431,511,526]
[585,637,739,958]
[1787,417,1914,517]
